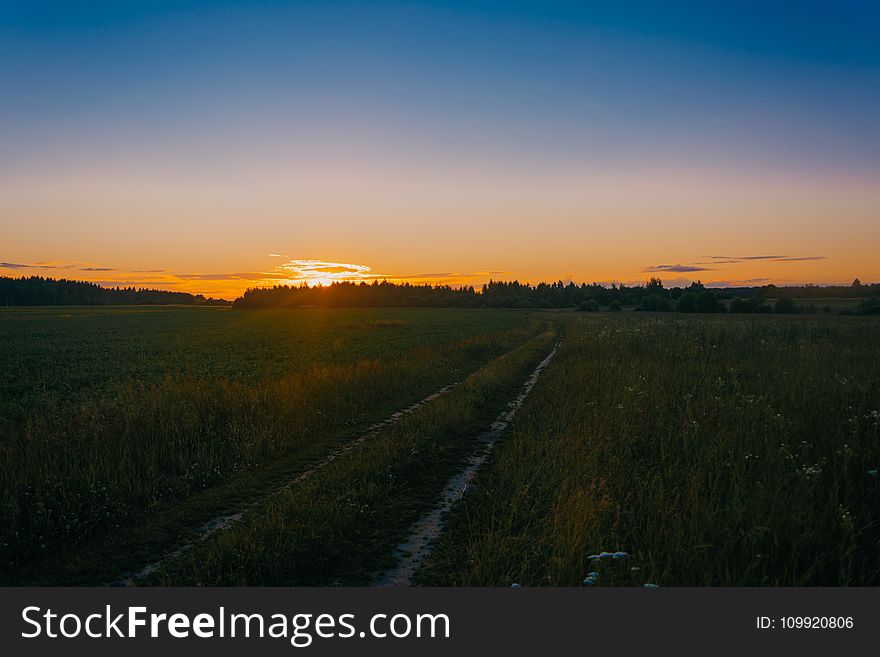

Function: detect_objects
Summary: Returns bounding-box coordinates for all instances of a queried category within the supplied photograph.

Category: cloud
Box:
[705,278,772,288]
[33,261,73,269]
[769,256,826,262]
[177,272,288,281]
[403,272,454,279]
[269,260,513,286]
[702,255,826,263]
[310,265,365,274]
[91,280,185,287]
[2,260,113,271]
[704,255,784,261]
[0,261,66,269]
[643,264,715,273]
[276,259,381,283]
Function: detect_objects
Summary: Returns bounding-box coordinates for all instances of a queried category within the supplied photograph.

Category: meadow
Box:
[0,306,542,584]
[1,307,878,586]
[417,314,880,586]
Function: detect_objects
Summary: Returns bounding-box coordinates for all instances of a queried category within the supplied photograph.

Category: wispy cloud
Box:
[770,256,827,262]
[643,264,715,273]
[177,272,289,281]
[309,265,366,274]
[277,260,378,281]
[701,255,826,263]
[1,260,119,271]
[1,261,69,269]
[705,278,773,288]
[91,279,184,287]
[405,272,453,279]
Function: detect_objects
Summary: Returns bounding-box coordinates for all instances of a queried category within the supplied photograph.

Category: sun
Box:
[303,277,335,288]
[275,259,381,288]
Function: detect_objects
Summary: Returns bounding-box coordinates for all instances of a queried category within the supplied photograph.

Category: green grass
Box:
[153,328,560,585]
[0,306,534,419]
[4,307,879,587]
[0,306,542,584]
[416,313,880,586]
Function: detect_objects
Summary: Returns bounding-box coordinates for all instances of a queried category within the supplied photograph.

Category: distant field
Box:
[2,308,878,586]
[0,306,534,417]
[770,297,866,311]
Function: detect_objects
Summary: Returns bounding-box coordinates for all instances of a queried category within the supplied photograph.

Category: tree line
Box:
[233,278,880,315]
[0,276,229,306]
[3,275,877,315]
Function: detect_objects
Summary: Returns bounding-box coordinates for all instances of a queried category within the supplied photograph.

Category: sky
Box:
[2,0,879,299]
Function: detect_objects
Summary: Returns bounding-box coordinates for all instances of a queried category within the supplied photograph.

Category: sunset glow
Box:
[2,1,879,299]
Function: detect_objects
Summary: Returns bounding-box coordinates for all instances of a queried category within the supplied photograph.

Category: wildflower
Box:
[868,469,878,477]
[612,551,629,559]
[599,551,612,559]
[643,583,659,588]
[581,578,595,587]
[587,571,600,578]
[511,583,522,589]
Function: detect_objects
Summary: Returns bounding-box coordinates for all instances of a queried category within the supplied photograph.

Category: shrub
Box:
[640,294,671,312]
[695,291,725,313]
[856,298,880,316]
[677,292,697,313]
[775,297,796,314]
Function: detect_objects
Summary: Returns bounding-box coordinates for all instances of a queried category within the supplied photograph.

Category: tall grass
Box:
[417,314,880,586]
[0,313,540,580]
[153,330,560,585]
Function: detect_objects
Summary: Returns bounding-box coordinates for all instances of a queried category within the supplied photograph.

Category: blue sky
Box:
[2,1,878,294]
[4,1,878,170]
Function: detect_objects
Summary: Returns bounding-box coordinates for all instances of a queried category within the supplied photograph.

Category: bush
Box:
[856,298,880,315]
[608,300,622,312]
[695,291,725,313]
[576,299,599,312]
[677,292,697,313]
[775,297,796,314]
[640,293,671,312]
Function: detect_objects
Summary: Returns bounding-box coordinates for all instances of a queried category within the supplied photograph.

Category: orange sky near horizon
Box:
[3,2,879,300]
[2,163,878,300]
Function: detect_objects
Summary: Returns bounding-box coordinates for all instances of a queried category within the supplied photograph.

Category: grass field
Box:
[0,306,544,584]
[417,314,880,586]
[2,307,878,586]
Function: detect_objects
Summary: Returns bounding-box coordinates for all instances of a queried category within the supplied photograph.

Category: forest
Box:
[232,278,880,315]
[2,275,879,315]
[0,276,229,306]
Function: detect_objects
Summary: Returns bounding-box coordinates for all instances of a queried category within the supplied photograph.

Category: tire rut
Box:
[373,339,561,587]
[111,337,540,586]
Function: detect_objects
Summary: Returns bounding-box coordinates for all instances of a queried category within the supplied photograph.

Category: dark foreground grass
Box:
[152,329,560,585]
[416,314,880,586]
[0,307,540,584]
